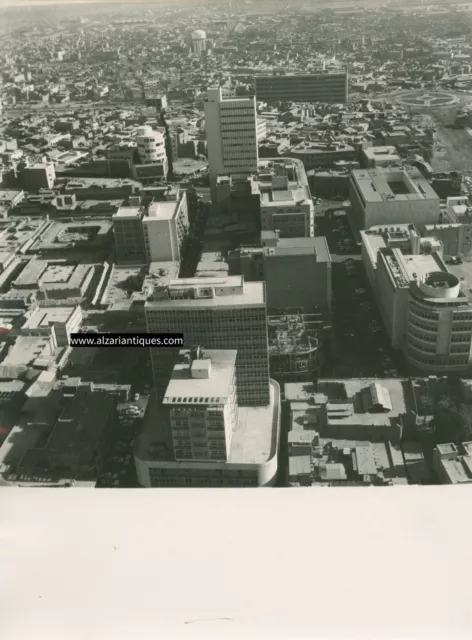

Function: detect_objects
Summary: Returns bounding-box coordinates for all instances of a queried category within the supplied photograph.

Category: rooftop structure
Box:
[285,378,407,445]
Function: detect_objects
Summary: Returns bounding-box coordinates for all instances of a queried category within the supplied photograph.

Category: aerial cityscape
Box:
[2,0,472,488]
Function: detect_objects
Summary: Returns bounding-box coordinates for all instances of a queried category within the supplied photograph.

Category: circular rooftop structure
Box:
[419,271,460,299]
[191,29,207,40]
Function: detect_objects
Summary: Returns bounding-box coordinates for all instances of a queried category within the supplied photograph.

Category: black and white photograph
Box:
[1,0,472,637]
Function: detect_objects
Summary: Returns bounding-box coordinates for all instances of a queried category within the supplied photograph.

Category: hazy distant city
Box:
[2,0,472,488]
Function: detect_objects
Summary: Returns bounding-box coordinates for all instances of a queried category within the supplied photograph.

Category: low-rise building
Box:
[361,146,402,168]
[433,441,472,484]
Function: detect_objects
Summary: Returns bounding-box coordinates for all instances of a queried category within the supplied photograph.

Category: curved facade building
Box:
[361,224,472,375]
[136,125,167,165]
[406,271,472,373]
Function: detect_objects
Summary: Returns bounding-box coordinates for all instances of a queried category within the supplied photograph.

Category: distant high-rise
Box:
[204,87,258,200]
[255,72,348,104]
[145,275,270,406]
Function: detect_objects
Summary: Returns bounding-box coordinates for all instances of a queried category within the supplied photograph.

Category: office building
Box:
[142,191,189,262]
[145,275,270,406]
[361,224,472,373]
[135,348,281,487]
[350,167,441,231]
[19,162,56,190]
[204,87,258,199]
[229,232,331,313]
[255,72,348,104]
[262,233,331,313]
[164,347,238,462]
[112,205,146,265]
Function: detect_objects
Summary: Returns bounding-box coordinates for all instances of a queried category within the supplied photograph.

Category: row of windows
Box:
[409,355,469,367]
[409,307,439,321]
[408,318,437,333]
[151,478,256,487]
[407,337,436,355]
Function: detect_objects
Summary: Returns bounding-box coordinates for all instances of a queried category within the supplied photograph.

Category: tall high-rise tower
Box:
[145,275,270,407]
[204,87,258,201]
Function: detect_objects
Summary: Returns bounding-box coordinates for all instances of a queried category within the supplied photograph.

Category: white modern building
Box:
[142,191,189,262]
[204,87,258,200]
[145,275,270,406]
[362,224,472,373]
[135,348,281,487]
[350,167,441,231]
[136,125,167,165]
[165,347,238,462]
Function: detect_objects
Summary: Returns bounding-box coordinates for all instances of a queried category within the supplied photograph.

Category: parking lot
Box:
[324,258,406,378]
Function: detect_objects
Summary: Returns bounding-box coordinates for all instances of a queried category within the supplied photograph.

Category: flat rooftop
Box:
[136,381,279,467]
[264,236,331,261]
[441,456,472,484]
[147,277,265,308]
[286,378,407,430]
[163,350,237,405]
[352,168,439,203]
[144,201,178,221]
[113,206,143,219]
[24,306,77,329]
